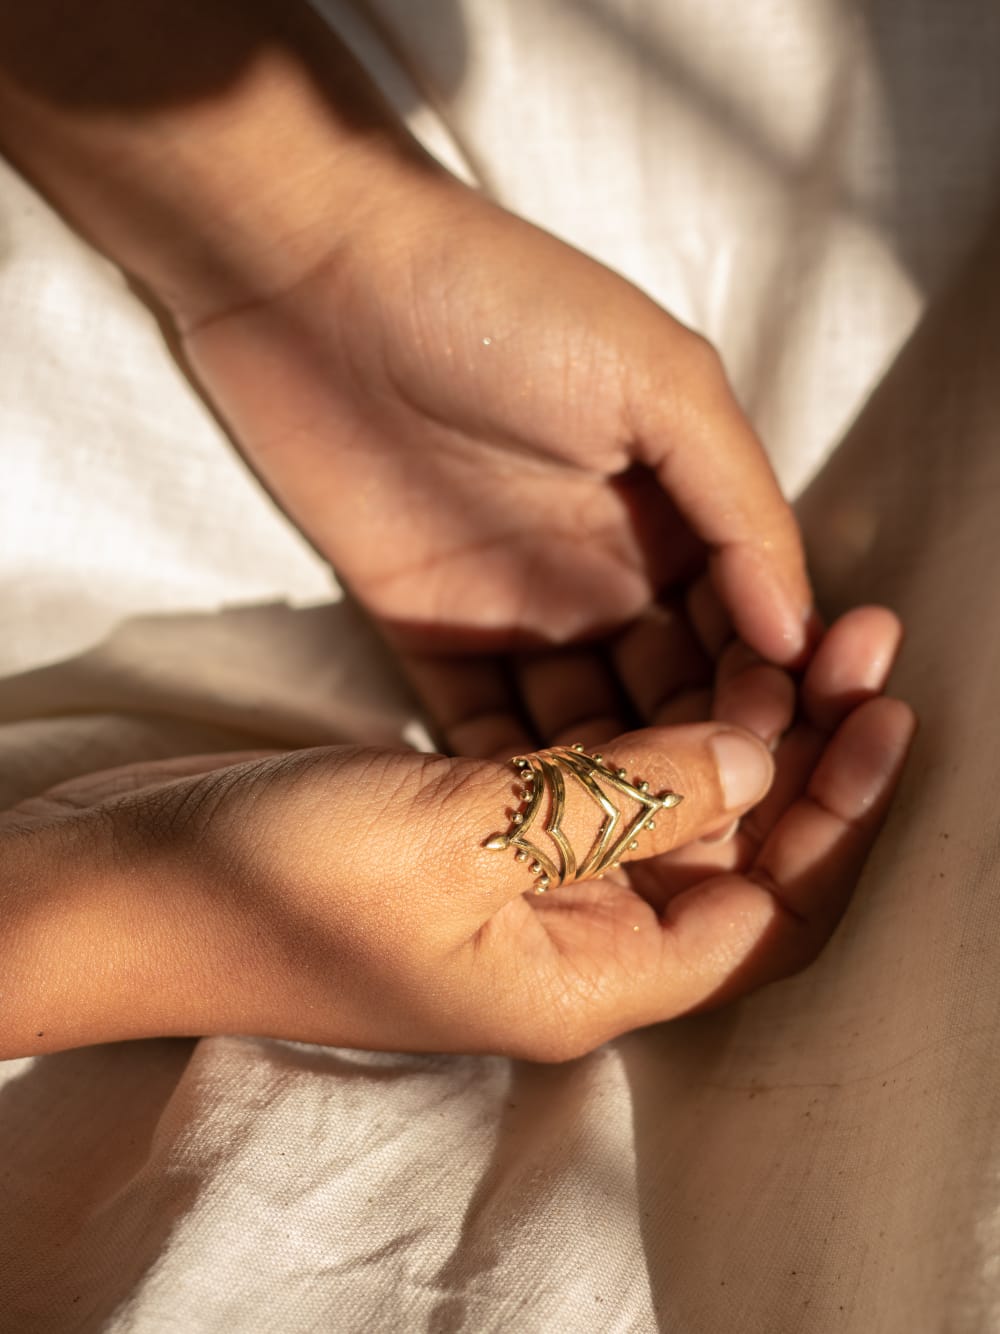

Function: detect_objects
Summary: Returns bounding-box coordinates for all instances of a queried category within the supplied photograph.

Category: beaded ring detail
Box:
[484,743,682,894]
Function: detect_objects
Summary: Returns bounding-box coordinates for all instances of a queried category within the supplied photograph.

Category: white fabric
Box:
[3,2,1000,1328]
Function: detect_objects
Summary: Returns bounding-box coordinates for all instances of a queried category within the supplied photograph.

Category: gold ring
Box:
[484,743,683,894]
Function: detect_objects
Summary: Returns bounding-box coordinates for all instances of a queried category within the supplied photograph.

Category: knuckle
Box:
[650,757,715,843]
[414,754,503,814]
[415,754,511,872]
[120,763,258,876]
[628,320,729,426]
[133,770,231,848]
[677,329,727,389]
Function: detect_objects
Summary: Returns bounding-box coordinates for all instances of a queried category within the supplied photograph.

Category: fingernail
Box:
[710,731,773,810]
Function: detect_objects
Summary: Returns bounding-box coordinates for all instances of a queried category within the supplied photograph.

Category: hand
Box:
[1,610,912,1061]
[178,174,815,757]
[1,0,814,755]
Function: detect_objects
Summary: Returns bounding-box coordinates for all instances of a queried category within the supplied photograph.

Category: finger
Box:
[610,601,711,723]
[201,725,771,943]
[469,723,774,911]
[753,696,916,925]
[701,644,794,842]
[615,715,756,902]
[685,572,731,660]
[402,654,536,759]
[629,329,813,665]
[645,696,916,1014]
[712,639,796,749]
[607,462,706,591]
[738,724,825,851]
[801,605,903,731]
[738,607,904,849]
[714,610,906,848]
[516,646,631,747]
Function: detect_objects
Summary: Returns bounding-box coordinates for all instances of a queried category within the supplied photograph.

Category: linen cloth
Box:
[2,2,1000,1329]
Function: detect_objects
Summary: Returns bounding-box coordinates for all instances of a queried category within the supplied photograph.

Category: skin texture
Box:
[0,609,914,1061]
[0,2,916,1059]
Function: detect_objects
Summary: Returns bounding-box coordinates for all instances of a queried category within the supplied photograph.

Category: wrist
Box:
[0,0,444,330]
[128,50,440,330]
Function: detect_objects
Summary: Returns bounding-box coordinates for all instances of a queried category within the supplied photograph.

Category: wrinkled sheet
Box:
[2,2,1000,1329]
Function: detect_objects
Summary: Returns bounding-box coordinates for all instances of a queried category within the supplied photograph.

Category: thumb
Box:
[465,724,774,910]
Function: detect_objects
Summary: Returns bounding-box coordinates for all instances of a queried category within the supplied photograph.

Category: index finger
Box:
[628,323,814,666]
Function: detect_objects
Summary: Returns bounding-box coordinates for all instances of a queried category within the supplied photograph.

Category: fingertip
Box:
[713,652,797,749]
[803,606,906,730]
[710,547,813,670]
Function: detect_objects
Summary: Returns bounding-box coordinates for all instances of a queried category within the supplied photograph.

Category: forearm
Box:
[0,0,435,326]
[0,748,394,1061]
[0,755,286,1060]
[0,809,188,1058]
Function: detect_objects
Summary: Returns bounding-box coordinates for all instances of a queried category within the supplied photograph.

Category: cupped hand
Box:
[2,610,912,1061]
[177,175,814,756]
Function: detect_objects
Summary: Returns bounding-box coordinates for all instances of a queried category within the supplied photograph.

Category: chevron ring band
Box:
[484,744,683,895]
